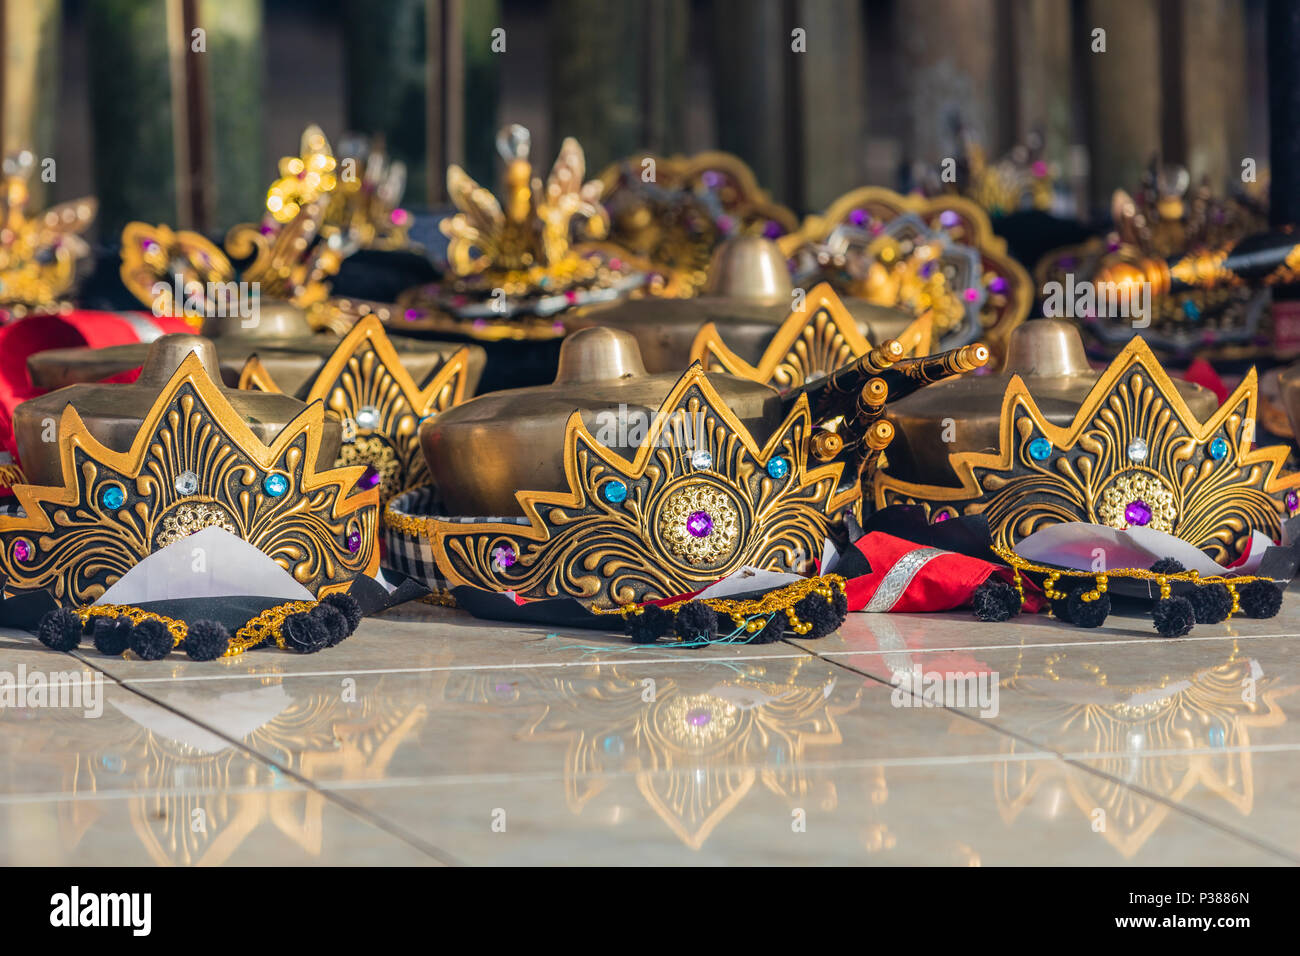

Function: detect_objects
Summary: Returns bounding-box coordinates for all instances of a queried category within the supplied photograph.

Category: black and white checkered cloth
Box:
[382,486,527,590]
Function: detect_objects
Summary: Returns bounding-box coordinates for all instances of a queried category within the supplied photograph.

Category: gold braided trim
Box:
[243,600,318,652]
[592,574,846,637]
[77,599,322,658]
[993,544,1274,612]
[77,605,187,647]
[383,498,435,538]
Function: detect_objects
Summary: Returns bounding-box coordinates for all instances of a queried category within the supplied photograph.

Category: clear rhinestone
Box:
[175,470,200,495]
[690,450,712,470]
[355,405,381,430]
[1126,438,1148,462]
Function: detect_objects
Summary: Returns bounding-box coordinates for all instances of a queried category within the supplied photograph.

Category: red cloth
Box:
[1182,358,1229,405]
[0,310,192,492]
[845,531,1044,613]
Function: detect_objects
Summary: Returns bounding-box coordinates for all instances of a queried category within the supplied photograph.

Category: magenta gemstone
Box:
[762,220,782,239]
[687,708,711,727]
[848,208,868,227]
[1124,500,1152,526]
[1288,491,1299,513]
[939,210,960,228]
[933,512,950,523]
[493,544,517,568]
[346,530,362,553]
[686,511,713,538]
[988,276,1008,294]
[12,540,30,562]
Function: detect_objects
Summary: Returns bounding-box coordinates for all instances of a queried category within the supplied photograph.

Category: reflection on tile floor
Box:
[1,595,1298,864]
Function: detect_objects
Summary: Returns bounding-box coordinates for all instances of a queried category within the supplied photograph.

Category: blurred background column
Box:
[1267,0,1300,225]
[550,0,686,174]
[1,0,61,208]
[86,0,264,238]
[344,0,500,205]
[898,0,1003,172]
[1081,0,1161,211]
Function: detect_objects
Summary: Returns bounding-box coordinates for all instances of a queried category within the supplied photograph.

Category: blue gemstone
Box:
[603,480,627,504]
[1028,437,1052,461]
[1209,437,1228,461]
[1183,300,1202,320]
[263,474,289,497]
[100,485,125,510]
[766,457,790,479]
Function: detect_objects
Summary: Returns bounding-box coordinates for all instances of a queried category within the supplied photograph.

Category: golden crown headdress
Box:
[690,283,986,516]
[780,188,1031,360]
[1033,159,1269,358]
[392,364,853,609]
[0,352,379,605]
[323,134,413,252]
[441,124,612,297]
[874,335,1300,564]
[239,315,473,505]
[0,150,97,319]
[597,149,798,297]
[120,125,346,322]
[689,282,935,390]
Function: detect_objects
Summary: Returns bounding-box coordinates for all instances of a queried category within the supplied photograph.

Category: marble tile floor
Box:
[1,594,1297,865]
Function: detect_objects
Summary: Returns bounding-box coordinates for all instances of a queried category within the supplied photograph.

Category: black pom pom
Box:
[1239,579,1283,619]
[829,585,848,619]
[1187,583,1232,624]
[280,612,330,653]
[184,620,230,661]
[1149,557,1186,575]
[971,579,1021,622]
[37,608,83,652]
[794,590,847,639]
[91,617,133,656]
[746,613,786,644]
[310,604,349,647]
[130,619,174,660]
[321,592,363,631]
[1153,596,1195,638]
[624,604,671,644]
[1050,595,1073,624]
[673,601,719,642]
[1066,586,1110,628]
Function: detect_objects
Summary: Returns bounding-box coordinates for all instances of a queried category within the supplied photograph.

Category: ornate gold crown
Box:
[442,124,612,297]
[690,283,986,513]
[689,282,934,391]
[323,134,413,251]
[0,150,97,319]
[120,126,346,319]
[239,315,472,504]
[874,335,1300,564]
[0,352,378,605]
[398,364,852,609]
[1034,160,1269,358]
[927,128,1059,215]
[780,188,1031,360]
[597,149,798,297]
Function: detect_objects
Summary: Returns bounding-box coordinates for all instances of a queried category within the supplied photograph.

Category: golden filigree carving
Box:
[238,315,472,505]
[0,353,379,603]
[690,282,934,390]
